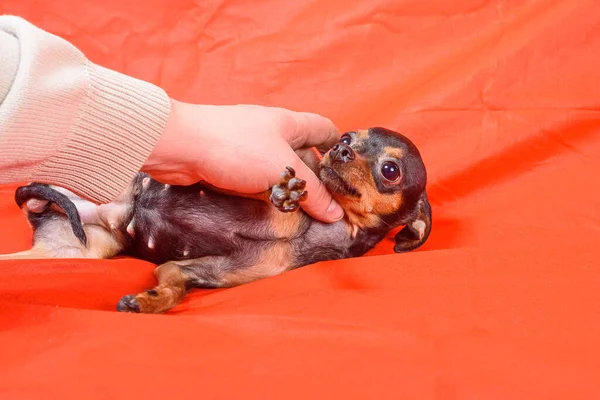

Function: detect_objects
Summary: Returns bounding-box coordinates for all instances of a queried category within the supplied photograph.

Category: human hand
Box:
[141,100,345,223]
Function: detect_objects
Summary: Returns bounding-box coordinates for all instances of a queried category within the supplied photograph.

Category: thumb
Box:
[287,153,344,223]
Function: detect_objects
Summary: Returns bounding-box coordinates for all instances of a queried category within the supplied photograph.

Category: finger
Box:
[285,152,344,223]
[294,147,321,174]
[283,111,341,152]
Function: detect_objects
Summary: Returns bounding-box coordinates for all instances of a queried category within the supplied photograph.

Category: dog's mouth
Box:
[319,166,360,197]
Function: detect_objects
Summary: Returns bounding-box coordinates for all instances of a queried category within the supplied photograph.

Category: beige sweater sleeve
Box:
[0,15,171,203]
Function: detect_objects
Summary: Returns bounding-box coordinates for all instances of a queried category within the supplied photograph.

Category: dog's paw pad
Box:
[270,167,308,212]
[116,294,140,313]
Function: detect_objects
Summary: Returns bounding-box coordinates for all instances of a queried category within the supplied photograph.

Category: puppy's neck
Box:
[341,209,384,240]
[330,194,385,240]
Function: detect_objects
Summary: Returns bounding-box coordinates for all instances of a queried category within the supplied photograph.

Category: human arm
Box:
[0,15,343,222]
[0,15,170,204]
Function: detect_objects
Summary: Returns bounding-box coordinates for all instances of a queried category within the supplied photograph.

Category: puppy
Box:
[0,127,431,314]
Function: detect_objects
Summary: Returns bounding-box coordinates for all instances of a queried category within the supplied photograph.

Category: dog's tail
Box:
[15,183,87,246]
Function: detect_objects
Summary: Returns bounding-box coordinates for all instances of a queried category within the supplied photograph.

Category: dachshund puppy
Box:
[0,127,431,314]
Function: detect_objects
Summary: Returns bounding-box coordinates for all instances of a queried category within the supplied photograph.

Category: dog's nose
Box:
[330,143,355,163]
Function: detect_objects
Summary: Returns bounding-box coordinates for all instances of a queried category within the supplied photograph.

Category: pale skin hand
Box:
[140,101,345,222]
[27,101,345,223]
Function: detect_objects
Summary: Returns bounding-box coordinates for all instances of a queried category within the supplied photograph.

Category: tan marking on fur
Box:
[323,154,404,230]
[383,146,403,159]
[0,247,53,260]
[84,225,125,258]
[356,129,370,140]
[338,190,403,230]
[130,262,189,314]
[0,220,123,260]
[269,208,304,239]
[223,242,292,286]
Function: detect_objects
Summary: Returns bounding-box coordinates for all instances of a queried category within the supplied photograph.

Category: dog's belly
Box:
[48,177,274,265]
[51,174,361,269]
[122,178,279,265]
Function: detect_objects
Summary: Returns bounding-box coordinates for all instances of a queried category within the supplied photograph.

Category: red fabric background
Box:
[1,0,599,398]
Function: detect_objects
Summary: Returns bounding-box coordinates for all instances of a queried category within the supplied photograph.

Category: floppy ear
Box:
[394,191,432,253]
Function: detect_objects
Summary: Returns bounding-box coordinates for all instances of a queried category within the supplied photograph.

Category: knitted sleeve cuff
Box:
[0,15,171,203]
[0,30,19,103]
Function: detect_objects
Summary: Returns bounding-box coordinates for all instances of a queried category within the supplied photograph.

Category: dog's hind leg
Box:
[0,216,124,260]
[116,242,293,314]
[116,260,199,314]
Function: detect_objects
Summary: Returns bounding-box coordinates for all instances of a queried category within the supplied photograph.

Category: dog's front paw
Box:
[269,166,308,212]
[116,294,140,313]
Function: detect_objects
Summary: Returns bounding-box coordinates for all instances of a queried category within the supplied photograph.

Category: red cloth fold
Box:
[1,0,599,398]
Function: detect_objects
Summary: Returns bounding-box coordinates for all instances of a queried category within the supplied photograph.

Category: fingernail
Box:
[326,200,344,221]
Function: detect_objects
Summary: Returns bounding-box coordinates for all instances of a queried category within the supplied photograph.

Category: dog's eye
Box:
[340,135,352,145]
[381,161,401,182]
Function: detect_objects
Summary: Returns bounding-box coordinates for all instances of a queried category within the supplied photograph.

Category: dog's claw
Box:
[116,294,140,313]
[270,166,308,212]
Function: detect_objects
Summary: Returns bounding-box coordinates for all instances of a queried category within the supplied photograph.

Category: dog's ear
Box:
[394,191,432,253]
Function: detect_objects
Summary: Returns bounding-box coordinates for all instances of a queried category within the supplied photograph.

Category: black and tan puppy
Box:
[0,127,431,314]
